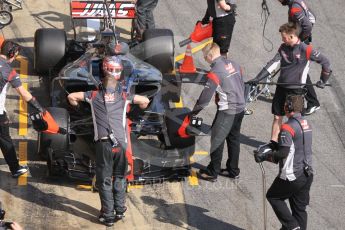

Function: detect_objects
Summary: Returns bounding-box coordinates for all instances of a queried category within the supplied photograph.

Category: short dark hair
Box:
[1,40,21,59]
[285,95,304,113]
[279,22,301,37]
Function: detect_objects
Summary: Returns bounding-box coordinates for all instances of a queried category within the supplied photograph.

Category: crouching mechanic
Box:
[193,43,245,181]
[67,56,149,226]
[248,22,331,150]
[254,95,313,230]
[0,40,45,178]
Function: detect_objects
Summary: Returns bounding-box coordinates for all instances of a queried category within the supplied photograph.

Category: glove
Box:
[255,68,271,82]
[28,97,44,113]
[268,140,279,151]
[254,149,272,163]
[253,140,279,163]
[29,112,48,132]
[316,70,332,89]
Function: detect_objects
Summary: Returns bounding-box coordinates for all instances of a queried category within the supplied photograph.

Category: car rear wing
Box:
[70,0,136,19]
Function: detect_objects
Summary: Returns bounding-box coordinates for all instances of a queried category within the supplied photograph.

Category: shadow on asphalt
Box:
[0,138,99,222]
[0,170,99,223]
[240,134,266,149]
[141,196,244,230]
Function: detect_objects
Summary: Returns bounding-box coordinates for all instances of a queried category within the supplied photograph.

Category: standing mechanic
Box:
[278,0,320,115]
[193,43,245,181]
[248,22,331,150]
[133,0,159,41]
[200,0,237,57]
[68,56,149,227]
[0,40,45,178]
[254,95,314,230]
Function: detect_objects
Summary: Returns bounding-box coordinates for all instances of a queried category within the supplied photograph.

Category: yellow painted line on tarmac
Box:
[174,97,184,108]
[18,84,28,136]
[194,151,208,155]
[17,55,28,136]
[17,55,28,79]
[16,56,29,186]
[77,185,92,190]
[188,169,199,186]
[175,39,213,63]
[18,142,28,185]
[128,184,143,189]
[173,97,200,186]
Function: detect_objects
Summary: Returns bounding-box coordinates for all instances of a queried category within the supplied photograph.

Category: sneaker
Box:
[219,169,240,179]
[12,165,28,178]
[244,108,253,115]
[115,206,127,220]
[304,105,320,115]
[197,168,217,182]
[98,214,115,227]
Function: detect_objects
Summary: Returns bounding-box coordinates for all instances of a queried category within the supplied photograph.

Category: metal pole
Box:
[259,162,267,230]
[247,82,332,87]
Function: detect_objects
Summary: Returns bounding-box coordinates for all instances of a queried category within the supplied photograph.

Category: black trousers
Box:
[95,140,128,217]
[207,110,244,177]
[213,13,236,55]
[304,75,320,108]
[135,0,158,35]
[0,112,20,174]
[266,173,313,230]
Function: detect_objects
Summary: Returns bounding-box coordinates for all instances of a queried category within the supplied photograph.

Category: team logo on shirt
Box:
[225,63,236,74]
[301,120,309,130]
[104,92,116,102]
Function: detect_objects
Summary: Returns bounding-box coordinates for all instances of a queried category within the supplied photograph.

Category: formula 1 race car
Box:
[34,0,209,183]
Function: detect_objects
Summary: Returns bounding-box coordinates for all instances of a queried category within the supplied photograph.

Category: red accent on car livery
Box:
[71,1,136,19]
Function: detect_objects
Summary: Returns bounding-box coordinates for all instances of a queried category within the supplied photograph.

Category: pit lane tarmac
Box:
[0,1,189,229]
[2,0,345,230]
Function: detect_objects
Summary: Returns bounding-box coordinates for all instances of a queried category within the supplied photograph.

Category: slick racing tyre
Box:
[143,29,174,74]
[0,10,13,27]
[34,28,66,75]
[37,107,69,159]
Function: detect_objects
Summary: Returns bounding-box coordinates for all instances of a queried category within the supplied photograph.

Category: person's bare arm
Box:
[10,222,23,230]
[15,85,33,102]
[218,0,231,11]
[68,92,85,106]
[133,95,150,109]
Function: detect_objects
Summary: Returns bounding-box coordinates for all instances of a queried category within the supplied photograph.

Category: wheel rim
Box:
[0,11,12,26]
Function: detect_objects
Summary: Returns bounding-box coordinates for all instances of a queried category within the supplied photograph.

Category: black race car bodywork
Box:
[35,0,209,183]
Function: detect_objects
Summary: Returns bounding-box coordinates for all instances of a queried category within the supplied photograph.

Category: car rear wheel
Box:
[37,107,69,159]
[34,28,66,75]
[143,28,174,74]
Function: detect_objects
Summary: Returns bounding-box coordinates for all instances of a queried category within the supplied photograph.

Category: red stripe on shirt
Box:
[91,90,98,99]
[8,69,17,81]
[207,72,220,85]
[306,45,313,60]
[289,7,302,17]
[281,124,295,137]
